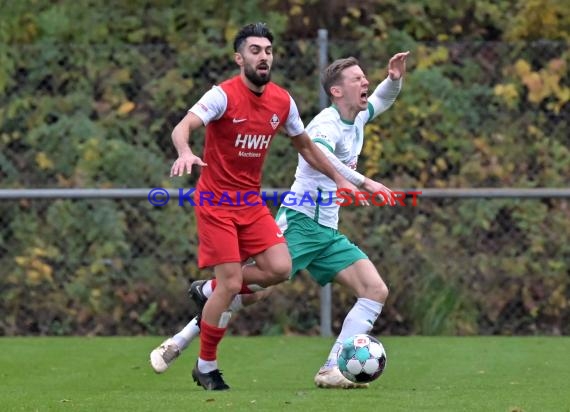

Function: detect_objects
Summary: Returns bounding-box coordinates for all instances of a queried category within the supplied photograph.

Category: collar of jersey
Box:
[330,104,354,125]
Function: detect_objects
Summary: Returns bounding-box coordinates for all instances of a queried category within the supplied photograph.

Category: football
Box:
[337,334,387,383]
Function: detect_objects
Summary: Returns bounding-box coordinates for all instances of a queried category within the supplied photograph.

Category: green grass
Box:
[0,337,569,412]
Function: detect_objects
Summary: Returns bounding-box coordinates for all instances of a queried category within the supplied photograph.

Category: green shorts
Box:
[275,207,368,286]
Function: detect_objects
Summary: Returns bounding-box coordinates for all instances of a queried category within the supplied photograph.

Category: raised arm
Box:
[368,51,409,118]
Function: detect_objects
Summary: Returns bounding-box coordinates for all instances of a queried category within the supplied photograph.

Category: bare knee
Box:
[269,260,291,283]
[216,277,243,296]
[364,280,389,303]
[252,243,291,285]
[377,282,389,302]
[262,252,291,284]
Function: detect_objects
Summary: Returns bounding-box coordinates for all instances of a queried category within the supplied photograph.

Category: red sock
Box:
[210,278,255,294]
[239,283,255,294]
[199,320,227,361]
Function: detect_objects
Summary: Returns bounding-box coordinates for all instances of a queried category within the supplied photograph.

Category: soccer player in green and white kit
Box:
[151,51,410,389]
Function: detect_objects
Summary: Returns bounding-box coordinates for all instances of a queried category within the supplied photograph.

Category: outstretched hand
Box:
[336,179,370,206]
[362,178,396,206]
[170,153,207,177]
[388,51,410,80]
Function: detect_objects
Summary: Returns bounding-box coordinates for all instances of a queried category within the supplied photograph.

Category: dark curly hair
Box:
[233,22,274,52]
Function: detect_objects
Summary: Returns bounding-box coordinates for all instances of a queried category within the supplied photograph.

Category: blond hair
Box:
[321,57,360,100]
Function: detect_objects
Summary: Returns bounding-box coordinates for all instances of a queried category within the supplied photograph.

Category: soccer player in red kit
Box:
[168,22,357,390]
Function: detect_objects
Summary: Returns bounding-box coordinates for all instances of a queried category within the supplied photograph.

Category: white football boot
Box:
[314,367,369,389]
[150,338,180,373]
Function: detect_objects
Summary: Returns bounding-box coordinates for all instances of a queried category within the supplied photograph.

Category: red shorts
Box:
[194,204,286,268]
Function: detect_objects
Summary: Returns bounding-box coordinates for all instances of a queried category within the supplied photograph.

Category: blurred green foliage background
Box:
[0,0,568,336]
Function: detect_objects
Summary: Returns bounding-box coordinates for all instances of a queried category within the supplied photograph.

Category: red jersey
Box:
[190,76,304,207]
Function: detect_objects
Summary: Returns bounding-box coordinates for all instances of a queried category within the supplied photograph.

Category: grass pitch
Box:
[0,336,568,412]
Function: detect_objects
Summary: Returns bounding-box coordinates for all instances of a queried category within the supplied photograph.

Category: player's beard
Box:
[244,63,271,87]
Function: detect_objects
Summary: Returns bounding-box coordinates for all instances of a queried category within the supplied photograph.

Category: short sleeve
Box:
[282,95,305,136]
[189,86,227,126]
[307,120,339,153]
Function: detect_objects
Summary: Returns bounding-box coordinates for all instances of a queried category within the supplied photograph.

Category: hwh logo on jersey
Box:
[234,134,273,150]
